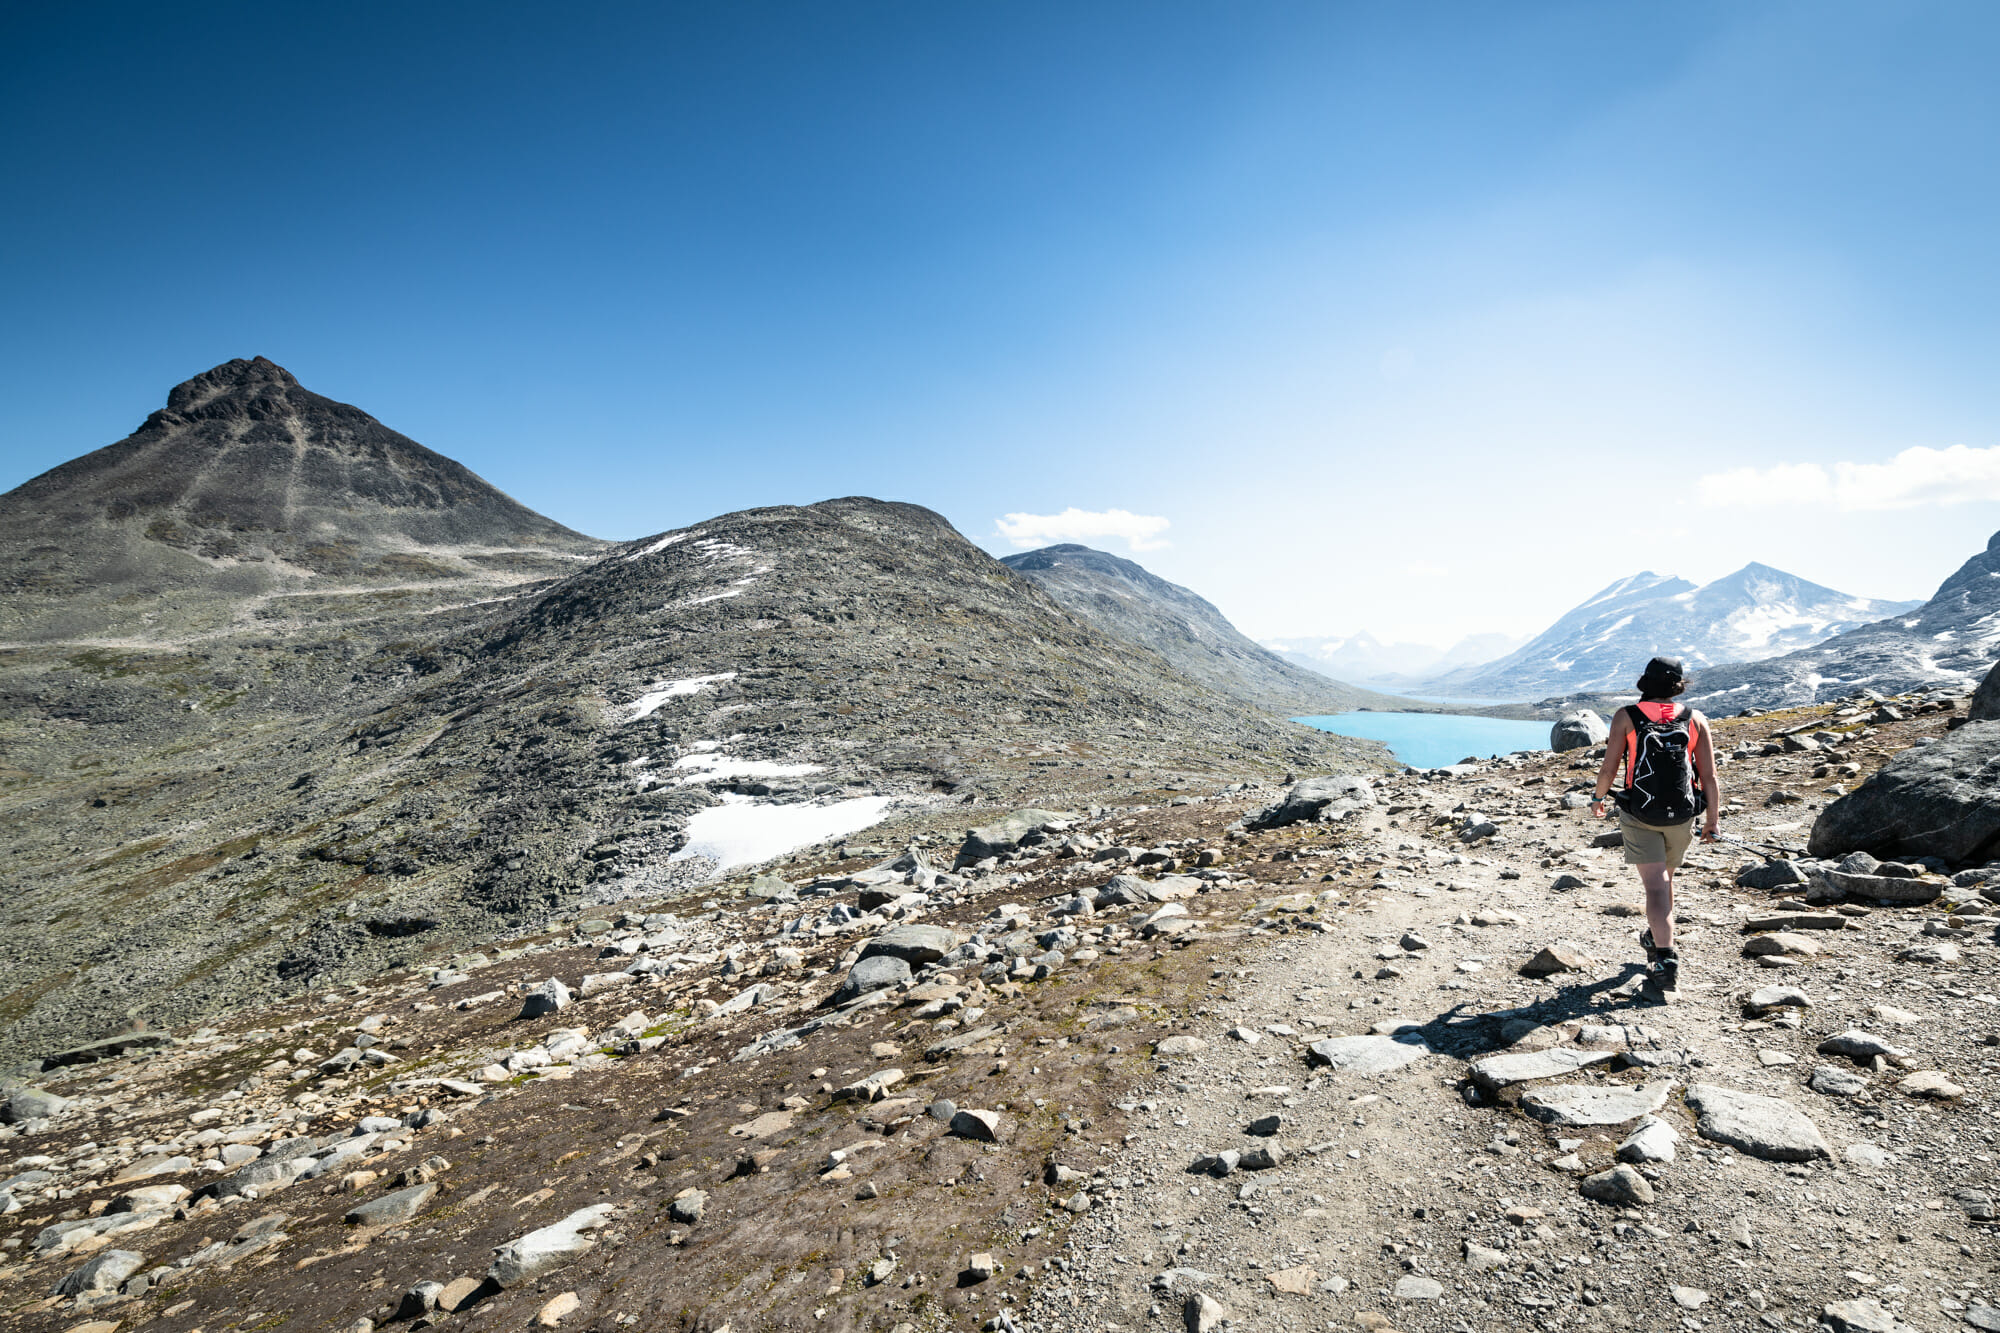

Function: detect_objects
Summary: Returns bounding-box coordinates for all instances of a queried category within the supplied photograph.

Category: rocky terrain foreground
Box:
[1,692,1994,1333]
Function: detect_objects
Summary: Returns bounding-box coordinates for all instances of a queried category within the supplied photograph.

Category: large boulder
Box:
[488,1205,617,1288]
[1972,659,2000,721]
[1808,721,2000,866]
[858,924,960,966]
[1,1086,70,1124]
[1550,710,1609,753]
[954,809,1070,865]
[55,1248,146,1296]
[830,954,912,1006]
[1247,776,1374,830]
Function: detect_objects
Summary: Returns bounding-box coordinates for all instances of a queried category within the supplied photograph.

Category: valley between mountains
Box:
[2,360,1997,1333]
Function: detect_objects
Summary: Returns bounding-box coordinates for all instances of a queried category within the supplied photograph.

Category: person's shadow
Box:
[1389,963,1663,1064]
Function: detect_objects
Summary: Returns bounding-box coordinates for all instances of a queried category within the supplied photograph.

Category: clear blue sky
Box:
[6,2,2000,644]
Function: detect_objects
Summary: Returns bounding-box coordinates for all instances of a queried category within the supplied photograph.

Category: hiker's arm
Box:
[1695,711,1721,837]
[1589,711,1628,817]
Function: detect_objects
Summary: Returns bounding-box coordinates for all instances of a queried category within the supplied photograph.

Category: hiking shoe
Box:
[1638,927,1660,961]
[1646,948,1680,991]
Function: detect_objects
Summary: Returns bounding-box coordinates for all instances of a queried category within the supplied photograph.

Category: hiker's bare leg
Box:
[1638,862,1673,950]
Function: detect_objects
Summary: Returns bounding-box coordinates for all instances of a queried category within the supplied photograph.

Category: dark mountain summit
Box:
[999,543,1391,715]
[0,357,602,640]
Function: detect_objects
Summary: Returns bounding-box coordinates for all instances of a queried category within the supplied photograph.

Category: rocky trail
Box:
[1,694,1995,1333]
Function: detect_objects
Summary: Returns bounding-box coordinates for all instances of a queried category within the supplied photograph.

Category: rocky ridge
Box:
[0,694,1992,1333]
[999,545,1396,716]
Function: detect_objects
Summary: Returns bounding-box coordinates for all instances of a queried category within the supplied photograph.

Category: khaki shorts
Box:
[1619,811,1695,869]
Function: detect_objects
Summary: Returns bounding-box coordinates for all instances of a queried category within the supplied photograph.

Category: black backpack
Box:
[1615,703,1706,825]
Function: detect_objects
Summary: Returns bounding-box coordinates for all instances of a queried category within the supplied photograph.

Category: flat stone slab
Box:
[1743,913,1845,932]
[1521,1081,1673,1127]
[924,1024,1005,1061]
[345,1183,437,1226]
[1469,1047,1619,1090]
[1303,1034,1431,1074]
[1684,1084,1830,1161]
[1821,870,1942,904]
[488,1205,616,1288]
[859,924,960,966]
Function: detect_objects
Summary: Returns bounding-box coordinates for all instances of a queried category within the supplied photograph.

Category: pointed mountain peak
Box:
[163,356,300,413]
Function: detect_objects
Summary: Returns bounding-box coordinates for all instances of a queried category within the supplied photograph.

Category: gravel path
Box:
[1033,723,1997,1333]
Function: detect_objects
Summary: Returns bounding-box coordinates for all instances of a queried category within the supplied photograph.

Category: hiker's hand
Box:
[1589,798,1609,818]
[1701,821,1719,843]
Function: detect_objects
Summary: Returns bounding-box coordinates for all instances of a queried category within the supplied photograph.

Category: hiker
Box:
[1587,656,1720,990]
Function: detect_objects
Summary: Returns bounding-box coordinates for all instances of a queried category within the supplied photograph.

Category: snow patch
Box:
[625,673,737,722]
[672,753,824,785]
[671,795,897,872]
[626,530,701,561]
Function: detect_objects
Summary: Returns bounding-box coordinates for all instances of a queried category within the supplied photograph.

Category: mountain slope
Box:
[1431,564,1920,699]
[0,492,1380,1064]
[0,356,604,641]
[1684,531,2000,710]
[997,543,1393,714]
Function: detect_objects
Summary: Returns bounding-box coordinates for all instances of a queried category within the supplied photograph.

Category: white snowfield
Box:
[670,753,824,785]
[669,795,897,872]
[624,673,737,722]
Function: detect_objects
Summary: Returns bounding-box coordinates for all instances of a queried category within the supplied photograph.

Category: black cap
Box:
[1638,656,1686,694]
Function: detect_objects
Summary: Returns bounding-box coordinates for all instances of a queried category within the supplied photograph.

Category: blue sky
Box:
[5,2,2000,645]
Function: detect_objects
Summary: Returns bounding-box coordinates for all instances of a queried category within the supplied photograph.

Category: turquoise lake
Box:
[1297,711,1552,769]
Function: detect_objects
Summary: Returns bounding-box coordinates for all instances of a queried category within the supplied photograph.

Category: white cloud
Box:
[994,507,1171,552]
[1404,560,1451,578]
[1699,444,2000,511]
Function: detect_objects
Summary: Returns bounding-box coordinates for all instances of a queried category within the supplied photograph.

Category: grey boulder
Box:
[714,982,779,1017]
[745,873,798,903]
[858,924,960,967]
[1550,710,1609,752]
[344,1183,437,1226]
[54,1248,146,1296]
[1247,776,1374,830]
[488,1204,617,1287]
[1578,1164,1655,1206]
[516,978,572,1020]
[1809,720,2000,865]
[955,809,1069,864]
[831,954,912,1005]
[1973,658,2000,721]
[1,1087,70,1124]
[1735,859,1810,890]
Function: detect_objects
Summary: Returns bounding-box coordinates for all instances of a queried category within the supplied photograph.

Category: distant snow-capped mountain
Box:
[1428,563,1923,700]
[1685,534,2000,710]
[1261,630,1525,688]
